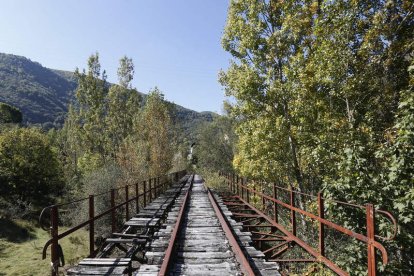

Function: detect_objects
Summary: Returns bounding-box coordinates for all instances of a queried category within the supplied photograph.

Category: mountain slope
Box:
[0,53,76,126]
[0,53,215,130]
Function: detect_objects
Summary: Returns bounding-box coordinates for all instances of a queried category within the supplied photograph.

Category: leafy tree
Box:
[195,116,236,172]
[135,87,174,177]
[0,128,63,205]
[383,63,414,273]
[107,56,141,155]
[0,102,22,124]
[221,0,413,274]
[73,53,109,162]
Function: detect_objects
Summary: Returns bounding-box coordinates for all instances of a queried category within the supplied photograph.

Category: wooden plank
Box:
[124,220,159,227]
[112,233,150,239]
[78,260,130,266]
[66,265,127,275]
[105,238,147,244]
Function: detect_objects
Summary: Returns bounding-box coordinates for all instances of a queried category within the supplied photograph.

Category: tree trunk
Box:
[283,100,307,231]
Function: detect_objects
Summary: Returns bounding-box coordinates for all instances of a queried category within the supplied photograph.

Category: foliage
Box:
[221,0,413,274]
[194,115,236,172]
[66,163,123,237]
[198,168,228,193]
[107,56,141,154]
[72,52,110,161]
[134,87,174,177]
[0,52,214,133]
[0,102,22,124]
[60,55,178,192]
[0,198,33,220]
[0,128,64,206]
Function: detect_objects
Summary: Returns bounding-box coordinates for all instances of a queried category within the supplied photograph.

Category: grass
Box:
[0,218,89,276]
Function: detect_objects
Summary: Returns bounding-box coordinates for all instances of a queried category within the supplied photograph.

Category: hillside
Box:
[0,53,76,127]
[0,52,215,130]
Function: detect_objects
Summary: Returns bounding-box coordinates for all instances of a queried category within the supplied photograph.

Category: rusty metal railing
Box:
[39,170,187,276]
[221,172,397,276]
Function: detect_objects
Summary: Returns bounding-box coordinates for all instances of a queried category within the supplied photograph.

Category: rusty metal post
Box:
[290,187,296,236]
[89,195,94,256]
[233,173,236,193]
[262,183,266,211]
[367,204,376,276]
[149,178,152,201]
[246,179,250,204]
[273,183,278,223]
[135,183,139,214]
[230,173,233,192]
[154,178,157,199]
[154,178,157,198]
[241,177,244,200]
[318,192,325,256]
[226,173,228,189]
[143,180,147,207]
[253,183,256,204]
[111,189,115,233]
[125,186,129,221]
[50,206,59,276]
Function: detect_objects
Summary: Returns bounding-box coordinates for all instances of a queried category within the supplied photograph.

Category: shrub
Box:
[0,128,64,206]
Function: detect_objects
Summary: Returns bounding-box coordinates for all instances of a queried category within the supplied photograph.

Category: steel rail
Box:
[158,174,194,276]
[206,187,256,276]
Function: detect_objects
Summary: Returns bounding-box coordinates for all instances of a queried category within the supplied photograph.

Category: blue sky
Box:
[0,0,231,113]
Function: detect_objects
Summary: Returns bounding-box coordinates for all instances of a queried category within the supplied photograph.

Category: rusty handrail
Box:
[375,209,398,241]
[225,174,398,239]
[40,170,187,276]
[233,176,399,213]
[159,174,194,276]
[234,195,348,275]
[222,172,397,276]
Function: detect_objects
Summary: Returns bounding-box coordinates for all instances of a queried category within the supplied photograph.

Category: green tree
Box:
[375,62,414,275]
[73,53,109,162]
[0,102,22,124]
[221,0,413,274]
[135,87,174,177]
[0,128,63,205]
[195,116,236,172]
[107,56,141,155]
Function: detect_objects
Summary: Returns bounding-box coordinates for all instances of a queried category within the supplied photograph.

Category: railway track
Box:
[66,175,191,276]
[65,174,280,275]
[44,171,397,275]
[138,175,280,275]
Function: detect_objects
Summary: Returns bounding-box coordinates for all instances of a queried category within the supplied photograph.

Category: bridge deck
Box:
[138,175,280,275]
[67,175,280,275]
